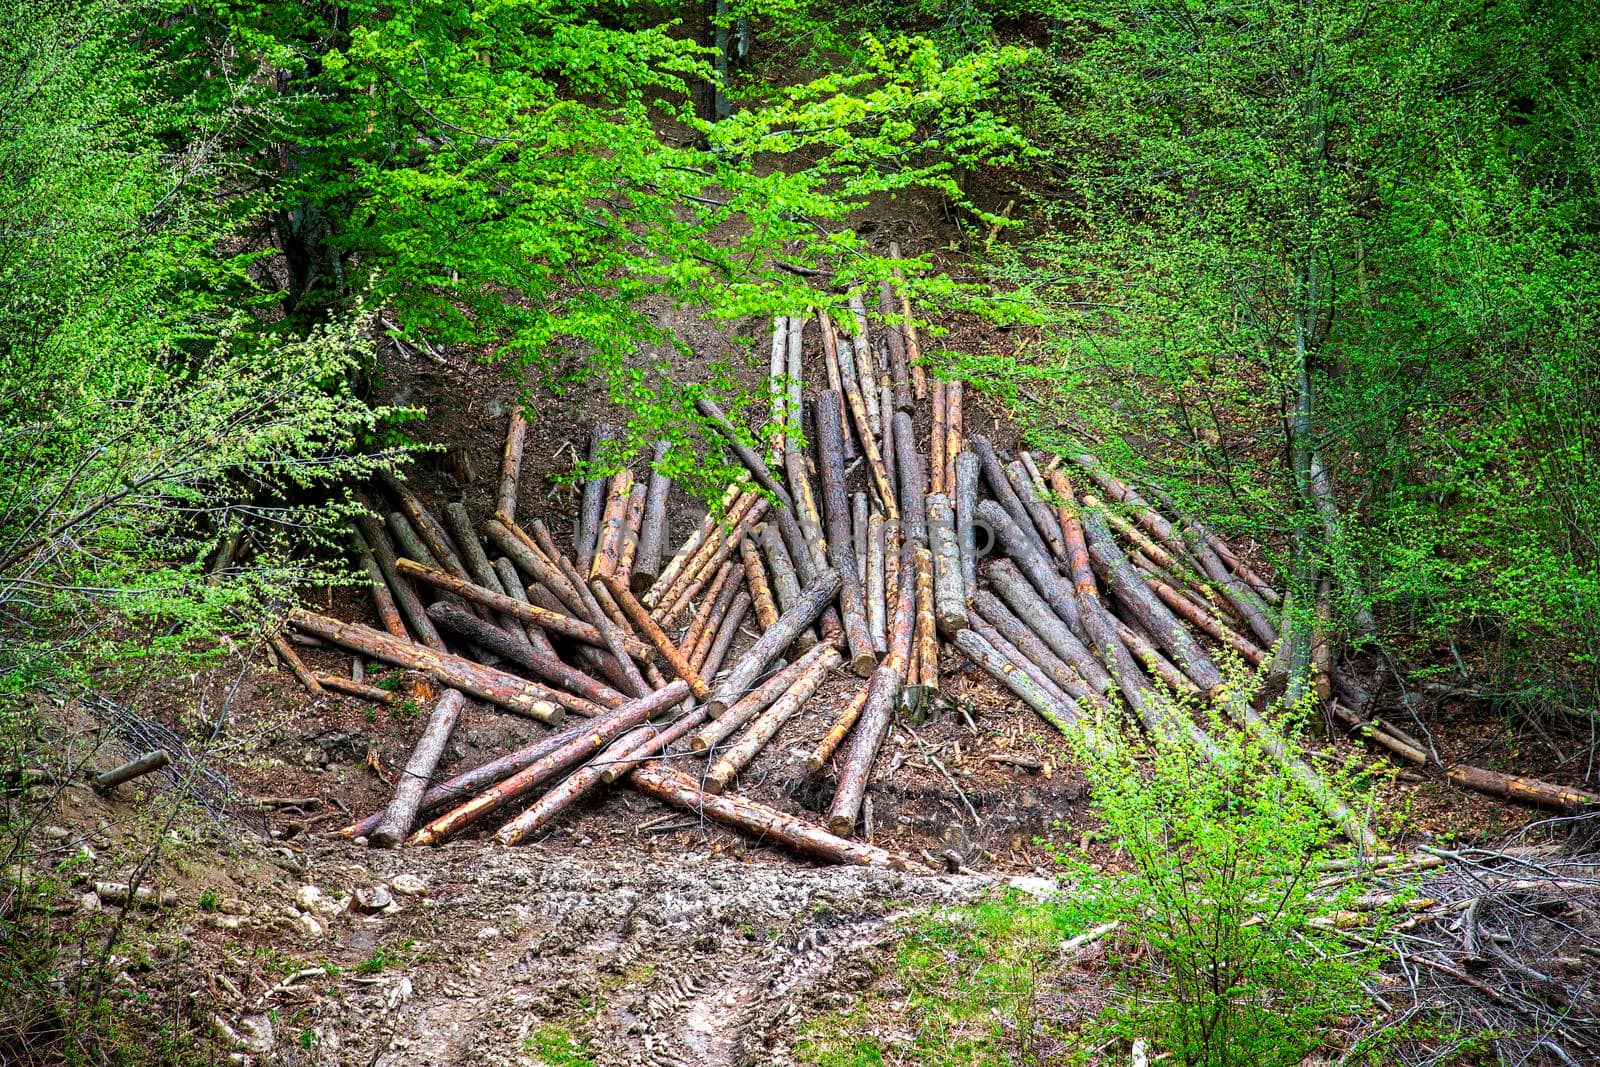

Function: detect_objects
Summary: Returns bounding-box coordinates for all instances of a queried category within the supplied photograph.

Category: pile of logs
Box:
[290,271,1597,867]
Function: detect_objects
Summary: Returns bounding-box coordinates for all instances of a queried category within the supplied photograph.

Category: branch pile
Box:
[286,279,1596,867]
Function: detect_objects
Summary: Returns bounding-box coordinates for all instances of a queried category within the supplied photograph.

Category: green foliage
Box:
[525,1025,597,1067]
[1062,687,1380,1066]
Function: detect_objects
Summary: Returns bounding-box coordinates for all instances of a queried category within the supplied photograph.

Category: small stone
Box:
[239,1013,275,1054]
[80,891,101,912]
[389,873,427,897]
[476,926,500,942]
[297,912,324,937]
[351,885,393,914]
[42,825,70,842]
[294,885,323,913]
[207,914,244,931]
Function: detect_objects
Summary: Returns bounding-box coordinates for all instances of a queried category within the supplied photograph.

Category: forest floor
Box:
[30,207,1591,1067]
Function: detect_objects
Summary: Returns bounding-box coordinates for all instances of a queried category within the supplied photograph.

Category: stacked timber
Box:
[284,301,1594,868]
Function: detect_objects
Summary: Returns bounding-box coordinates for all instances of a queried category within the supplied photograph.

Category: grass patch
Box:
[525,1025,596,1066]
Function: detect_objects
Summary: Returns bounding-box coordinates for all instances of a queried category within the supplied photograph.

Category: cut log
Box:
[741,535,780,634]
[879,280,912,411]
[1179,516,1281,647]
[694,395,817,580]
[888,241,926,400]
[913,544,939,695]
[369,690,467,847]
[549,553,647,697]
[1007,458,1067,561]
[817,310,857,460]
[575,423,613,571]
[784,414,828,573]
[706,569,843,716]
[409,680,691,845]
[646,483,740,606]
[288,609,566,724]
[595,574,709,700]
[699,590,751,681]
[972,590,1107,708]
[659,498,769,629]
[1068,454,1188,560]
[1147,576,1267,666]
[496,405,529,522]
[631,441,673,593]
[831,338,897,517]
[968,612,1082,719]
[927,493,968,635]
[953,628,1082,741]
[484,518,587,619]
[851,491,869,583]
[426,602,626,711]
[866,511,887,652]
[952,451,981,600]
[943,379,962,495]
[591,469,634,580]
[846,294,881,438]
[1112,615,1201,697]
[683,558,738,662]
[351,523,409,642]
[395,557,654,663]
[315,673,398,704]
[814,391,878,675]
[354,516,444,650]
[768,315,789,463]
[444,502,535,659]
[615,481,646,588]
[804,686,871,774]
[692,641,838,750]
[931,380,947,497]
[757,522,817,655]
[92,751,171,792]
[627,763,914,868]
[268,630,325,696]
[977,500,1081,636]
[704,646,841,793]
[986,560,1114,695]
[379,471,469,579]
[652,489,754,612]
[972,435,1046,558]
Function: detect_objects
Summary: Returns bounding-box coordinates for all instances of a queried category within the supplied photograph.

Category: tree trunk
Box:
[370,690,466,847]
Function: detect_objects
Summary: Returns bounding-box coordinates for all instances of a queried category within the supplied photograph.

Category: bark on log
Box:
[1082,508,1222,691]
[706,569,843,716]
[628,763,913,868]
[828,538,915,836]
[591,469,634,580]
[972,435,1047,558]
[968,612,1082,718]
[879,282,912,411]
[396,557,654,663]
[952,451,981,600]
[576,423,613,571]
[652,489,753,613]
[1179,517,1281,647]
[703,646,841,793]
[496,406,529,522]
[1008,458,1067,561]
[953,628,1081,740]
[866,512,887,653]
[971,590,1106,708]
[879,382,897,498]
[444,503,535,659]
[369,690,467,847]
[831,339,897,516]
[693,395,817,580]
[913,544,939,695]
[351,524,409,642]
[851,492,869,583]
[315,673,397,704]
[814,391,878,675]
[741,535,780,634]
[595,574,709,699]
[92,751,171,791]
[485,518,587,619]
[631,441,674,594]
[769,315,789,462]
[818,310,857,459]
[494,727,654,842]
[894,412,926,545]
[699,590,751,681]
[1112,615,1201,696]
[289,609,566,723]
[977,500,1082,637]
[550,553,648,697]
[888,241,926,400]
[684,558,738,664]
[927,493,968,635]
[784,419,828,573]
[757,522,817,655]
[1147,576,1267,666]
[646,483,740,606]
[410,681,691,845]
[693,641,840,749]
[268,630,326,696]
[943,379,962,496]
[1068,454,1188,559]
[379,471,470,579]
[804,685,871,774]
[986,560,1114,695]
[930,380,947,497]
[658,499,769,629]
[426,601,626,711]
[600,706,710,784]
[354,517,444,650]
[615,482,646,588]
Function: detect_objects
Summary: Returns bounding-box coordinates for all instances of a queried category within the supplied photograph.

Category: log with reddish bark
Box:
[615,481,647,588]
[683,558,737,659]
[698,590,751,680]
[943,379,962,494]
[355,515,446,651]
[576,423,614,571]
[927,492,968,635]
[267,630,325,696]
[967,612,1082,718]
[496,405,529,522]
[315,673,397,704]
[703,646,842,793]
[1081,507,1222,692]
[707,569,843,716]
[590,469,634,580]
[289,609,567,723]
[757,522,817,655]
[627,763,914,868]
[804,685,871,774]
[971,435,1046,558]
[547,553,647,697]
[953,628,1083,741]
[866,511,887,652]
[818,310,858,460]
[631,441,674,594]
[814,391,878,676]
[409,680,691,845]
[741,535,780,634]
[952,451,981,600]
[444,503,535,659]
[1068,454,1188,561]
[694,395,817,580]
[395,557,654,663]
[351,524,411,643]
[930,379,947,497]
[1008,458,1067,561]
[985,560,1114,696]
[831,338,898,516]
[658,498,769,629]
[692,641,840,750]
[1111,615,1201,697]
[827,538,915,836]
[912,544,939,695]
[646,483,740,606]
[651,490,753,611]
[1178,517,1281,647]
[595,574,710,700]
[426,602,626,710]
[1146,576,1267,666]
[1201,523,1281,605]
[369,690,467,847]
